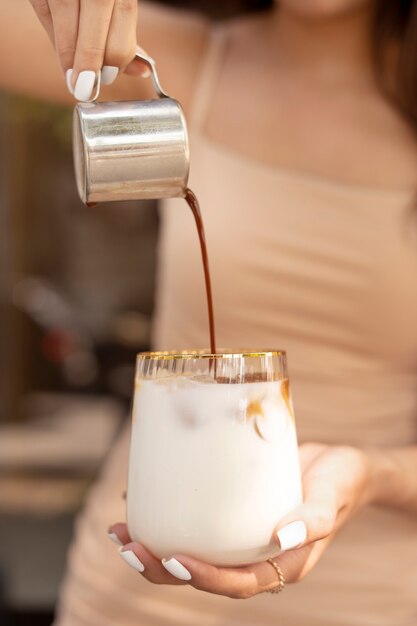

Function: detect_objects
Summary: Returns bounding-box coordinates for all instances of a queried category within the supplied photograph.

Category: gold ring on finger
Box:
[266,558,285,594]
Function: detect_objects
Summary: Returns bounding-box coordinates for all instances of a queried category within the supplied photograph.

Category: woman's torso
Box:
[55,15,417,626]
[154,21,417,448]
[152,21,417,624]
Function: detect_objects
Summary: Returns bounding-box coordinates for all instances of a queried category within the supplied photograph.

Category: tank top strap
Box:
[188,24,228,131]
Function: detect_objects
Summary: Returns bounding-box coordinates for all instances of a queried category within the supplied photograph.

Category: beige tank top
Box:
[54,29,417,626]
[154,29,417,449]
[152,27,417,624]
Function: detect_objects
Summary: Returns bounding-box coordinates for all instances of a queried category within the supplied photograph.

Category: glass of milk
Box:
[127,350,302,567]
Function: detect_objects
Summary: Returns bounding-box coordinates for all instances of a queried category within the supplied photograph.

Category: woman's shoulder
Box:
[215,7,272,40]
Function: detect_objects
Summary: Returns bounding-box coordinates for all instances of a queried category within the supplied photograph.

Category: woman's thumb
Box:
[274,481,339,551]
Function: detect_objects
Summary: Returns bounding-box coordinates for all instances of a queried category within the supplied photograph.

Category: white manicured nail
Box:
[66,69,74,95]
[107,532,122,546]
[101,65,119,85]
[119,548,145,573]
[162,558,192,581]
[276,521,307,550]
[74,70,97,101]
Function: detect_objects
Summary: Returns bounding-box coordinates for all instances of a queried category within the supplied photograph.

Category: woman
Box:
[1,1,417,624]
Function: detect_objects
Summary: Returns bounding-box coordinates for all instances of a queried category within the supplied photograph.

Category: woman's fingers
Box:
[108,524,330,596]
[108,525,274,597]
[274,452,341,552]
[274,446,370,553]
[168,556,277,599]
[119,542,187,586]
[108,522,131,545]
[30,0,147,99]
[70,0,115,100]
[275,497,337,551]
[115,541,285,598]
[48,0,80,70]
[48,0,80,95]
[108,525,187,586]
[28,0,55,43]
[272,532,334,583]
[72,0,140,97]
[298,441,327,473]
[102,0,138,83]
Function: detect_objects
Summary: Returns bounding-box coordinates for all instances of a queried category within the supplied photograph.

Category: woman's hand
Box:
[109,442,375,598]
[28,0,148,100]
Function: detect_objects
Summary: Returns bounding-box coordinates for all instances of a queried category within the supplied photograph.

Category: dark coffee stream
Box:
[185,189,216,355]
[87,190,216,355]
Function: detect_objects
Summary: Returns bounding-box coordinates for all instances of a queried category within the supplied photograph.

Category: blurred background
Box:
[0,1,270,624]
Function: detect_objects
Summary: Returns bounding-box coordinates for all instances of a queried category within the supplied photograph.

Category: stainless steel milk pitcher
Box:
[73,50,189,204]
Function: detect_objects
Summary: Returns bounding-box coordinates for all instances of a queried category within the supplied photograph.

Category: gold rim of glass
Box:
[137,349,286,361]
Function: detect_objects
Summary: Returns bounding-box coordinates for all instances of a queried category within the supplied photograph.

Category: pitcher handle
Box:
[135,47,170,99]
[87,47,170,102]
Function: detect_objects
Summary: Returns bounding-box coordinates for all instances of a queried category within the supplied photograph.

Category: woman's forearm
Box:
[0,1,72,105]
[0,2,152,105]
[0,1,207,109]
[366,445,417,513]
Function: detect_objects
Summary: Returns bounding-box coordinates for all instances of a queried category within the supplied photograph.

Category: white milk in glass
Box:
[127,358,302,566]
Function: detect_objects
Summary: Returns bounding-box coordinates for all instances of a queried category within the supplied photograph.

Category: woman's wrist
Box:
[363,447,406,508]
[363,448,397,504]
